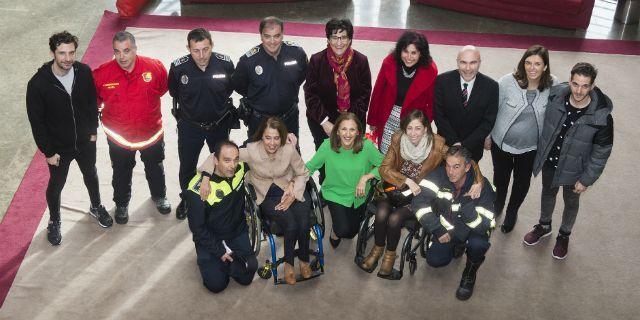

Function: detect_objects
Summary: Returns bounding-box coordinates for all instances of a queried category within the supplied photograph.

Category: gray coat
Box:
[490,73,557,149]
[533,83,614,187]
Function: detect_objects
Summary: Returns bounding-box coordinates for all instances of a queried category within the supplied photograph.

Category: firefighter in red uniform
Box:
[93,31,171,224]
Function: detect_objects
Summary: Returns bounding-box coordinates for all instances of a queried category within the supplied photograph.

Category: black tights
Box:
[373,200,414,251]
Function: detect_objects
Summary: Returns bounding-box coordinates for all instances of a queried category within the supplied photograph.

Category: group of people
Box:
[26,15,614,299]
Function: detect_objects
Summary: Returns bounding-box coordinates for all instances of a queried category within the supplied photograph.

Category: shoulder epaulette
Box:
[172,55,190,67]
[245,46,260,58]
[213,52,231,62]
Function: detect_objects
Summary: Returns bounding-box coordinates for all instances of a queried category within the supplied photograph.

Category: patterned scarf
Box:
[326,44,354,112]
[400,133,432,164]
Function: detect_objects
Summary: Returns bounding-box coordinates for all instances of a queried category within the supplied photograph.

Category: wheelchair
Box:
[354,181,431,279]
[243,179,326,285]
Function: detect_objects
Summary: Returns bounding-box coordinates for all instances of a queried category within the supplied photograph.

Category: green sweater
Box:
[306,138,383,208]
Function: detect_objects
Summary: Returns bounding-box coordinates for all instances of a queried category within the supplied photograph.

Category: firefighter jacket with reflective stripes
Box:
[93,56,168,150]
[412,165,496,241]
[186,163,248,256]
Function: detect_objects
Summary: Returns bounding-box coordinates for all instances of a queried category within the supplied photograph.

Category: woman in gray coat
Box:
[486,45,557,233]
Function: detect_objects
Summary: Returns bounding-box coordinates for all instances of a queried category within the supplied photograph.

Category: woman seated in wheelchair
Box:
[358,109,483,279]
[199,117,311,285]
[306,112,383,249]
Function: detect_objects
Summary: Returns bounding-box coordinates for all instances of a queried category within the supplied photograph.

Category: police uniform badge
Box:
[142,72,153,82]
[245,46,260,58]
[181,74,189,84]
[255,65,263,75]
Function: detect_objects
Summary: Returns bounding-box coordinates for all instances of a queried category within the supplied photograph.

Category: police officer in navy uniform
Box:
[168,28,236,220]
[231,16,308,140]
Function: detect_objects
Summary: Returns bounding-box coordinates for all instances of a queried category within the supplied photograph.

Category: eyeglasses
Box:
[329,35,350,43]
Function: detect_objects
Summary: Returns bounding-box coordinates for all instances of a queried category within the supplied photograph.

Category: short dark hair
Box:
[325,18,353,40]
[252,117,288,146]
[259,16,284,34]
[187,28,212,46]
[571,62,598,85]
[330,112,364,154]
[400,109,433,136]
[513,45,552,91]
[393,31,432,68]
[112,31,136,46]
[213,140,239,159]
[446,145,472,164]
[49,31,78,52]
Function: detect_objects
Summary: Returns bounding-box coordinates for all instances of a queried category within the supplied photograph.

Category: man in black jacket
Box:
[413,146,496,300]
[185,141,257,293]
[523,63,614,260]
[26,31,113,246]
[434,45,498,162]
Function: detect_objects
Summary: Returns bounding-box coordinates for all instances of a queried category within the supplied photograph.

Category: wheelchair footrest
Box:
[274,271,324,285]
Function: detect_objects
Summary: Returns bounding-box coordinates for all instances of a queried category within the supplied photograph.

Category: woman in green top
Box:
[306,112,383,248]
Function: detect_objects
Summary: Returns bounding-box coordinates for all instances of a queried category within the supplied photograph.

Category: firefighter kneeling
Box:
[412,146,495,300]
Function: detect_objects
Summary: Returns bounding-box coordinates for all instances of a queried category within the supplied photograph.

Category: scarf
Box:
[327,44,354,112]
[400,133,431,164]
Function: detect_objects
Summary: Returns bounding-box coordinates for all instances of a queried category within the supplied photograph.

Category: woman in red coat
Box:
[367,31,437,154]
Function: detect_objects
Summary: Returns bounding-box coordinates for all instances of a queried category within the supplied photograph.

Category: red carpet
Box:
[1,10,638,308]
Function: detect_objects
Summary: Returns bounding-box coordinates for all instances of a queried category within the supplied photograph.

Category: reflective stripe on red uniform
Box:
[93,55,168,150]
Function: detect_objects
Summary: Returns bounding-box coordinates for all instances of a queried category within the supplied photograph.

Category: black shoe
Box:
[329,236,341,249]
[89,205,113,228]
[47,220,62,246]
[500,224,514,234]
[176,199,188,220]
[456,258,483,301]
[153,197,171,215]
[115,205,129,224]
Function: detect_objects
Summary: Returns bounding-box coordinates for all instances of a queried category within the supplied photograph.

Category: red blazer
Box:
[94,55,168,150]
[367,54,437,133]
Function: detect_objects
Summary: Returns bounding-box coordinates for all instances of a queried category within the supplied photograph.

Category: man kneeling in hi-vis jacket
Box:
[412,146,496,300]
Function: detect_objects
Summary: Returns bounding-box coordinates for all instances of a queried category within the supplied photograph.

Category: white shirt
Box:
[459,75,476,102]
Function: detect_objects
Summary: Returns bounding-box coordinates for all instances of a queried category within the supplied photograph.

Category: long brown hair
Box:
[252,116,288,146]
[330,112,364,153]
[400,109,433,145]
[513,45,552,91]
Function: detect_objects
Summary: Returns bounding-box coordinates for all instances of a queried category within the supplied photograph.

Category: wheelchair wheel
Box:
[258,265,272,280]
[408,253,417,275]
[308,180,325,238]
[310,259,322,272]
[244,183,262,256]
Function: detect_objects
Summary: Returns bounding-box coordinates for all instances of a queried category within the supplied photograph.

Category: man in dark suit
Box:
[434,45,498,162]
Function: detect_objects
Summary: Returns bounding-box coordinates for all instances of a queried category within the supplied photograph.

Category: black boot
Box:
[500,211,517,234]
[455,258,484,301]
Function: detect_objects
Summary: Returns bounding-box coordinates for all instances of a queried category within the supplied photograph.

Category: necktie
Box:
[462,83,469,108]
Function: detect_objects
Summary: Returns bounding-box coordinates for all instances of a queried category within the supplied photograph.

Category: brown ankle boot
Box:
[360,245,384,273]
[299,261,312,279]
[284,262,296,285]
[377,250,396,276]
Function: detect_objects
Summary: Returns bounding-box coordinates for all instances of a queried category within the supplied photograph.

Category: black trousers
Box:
[46,142,101,221]
[108,138,166,207]
[325,199,367,239]
[491,142,536,223]
[260,192,311,265]
[307,117,328,183]
[177,120,230,194]
[426,232,490,267]
[246,107,299,143]
[195,232,258,293]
